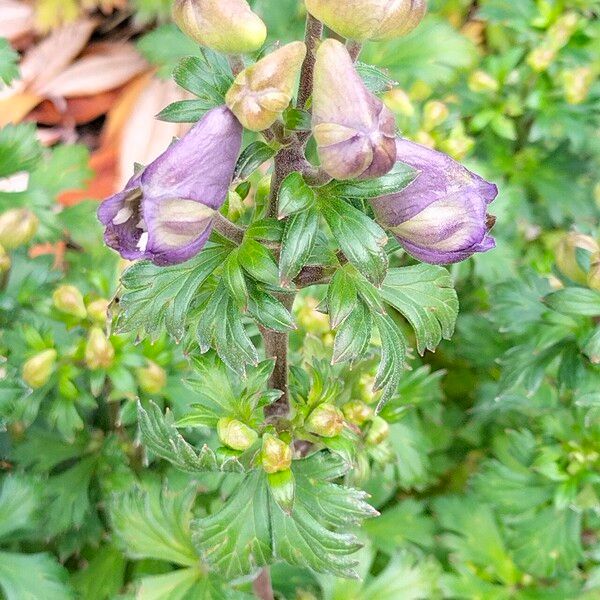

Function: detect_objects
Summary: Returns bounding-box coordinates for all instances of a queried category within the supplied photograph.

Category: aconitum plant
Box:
[98,0,497,596]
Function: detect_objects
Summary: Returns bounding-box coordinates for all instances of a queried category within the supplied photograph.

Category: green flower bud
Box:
[342,400,372,425]
[172,0,267,54]
[22,349,57,389]
[365,416,389,445]
[226,42,306,132]
[305,0,427,42]
[53,285,87,319]
[382,88,414,117]
[261,434,292,474]
[85,327,115,370]
[0,208,39,250]
[136,360,168,394]
[422,100,449,131]
[0,244,11,273]
[468,70,499,93]
[555,233,599,285]
[306,403,344,437]
[217,417,258,451]
[86,298,110,324]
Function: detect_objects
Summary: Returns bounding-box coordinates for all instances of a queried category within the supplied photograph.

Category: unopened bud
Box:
[0,209,39,250]
[382,88,414,117]
[86,298,110,324]
[136,360,168,394]
[365,416,389,445]
[306,403,344,437]
[563,67,594,105]
[422,100,449,131]
[53,285,87,319]
[85,327,115,370]
[306,0,426,41]
[22,349,57,389]
[217,417,258,451]
[527,46,555,72]
[468,70,499,93]
[342,400,372,425]
[172,0,267,54]
[555,233,599,285]
[226,42,307,131]
[0,244,10,273]
[261,434,292,474]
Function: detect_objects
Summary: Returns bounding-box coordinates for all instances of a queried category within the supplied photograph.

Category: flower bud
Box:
[555,233,599,285]
[371,138,498,264]
[172,0,267,54]
[468,70,499,93]
[53,285,87,319]
[548,12,579,49]
[306,403,344,437]
[136,360,168,394]
[22,349,57,389]
[562,67,594,105]
[527,46,555,72]
[0,244,10,273]
[342,400,372,426]
[86,298,110,324]
[225,42,307,132]
[217,417,258,451]
[85,327,115,370]
[383,88,414,117]
[0,208,39,250]
[422,100,449,131]
[312,39,396,180]
[260,434,292,474]
[365,416,389,445]
[305,0,426,42]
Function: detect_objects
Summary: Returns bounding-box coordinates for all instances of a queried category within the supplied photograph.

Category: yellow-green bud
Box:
[0,208,39,250]
[306,403,344,438]
[527,46,555,72]
[468,70,499,93]
[342,400,373,426]
[562,67,594,105]
[53,285,87,319]
[86,298,110,324]
[555,233,599,285]
[217,417,258,451]
[22,349,57,389]
[172,0,267,54]
[136,360,168,394]
[548,12,579,49]
[382,88,415,117]
[261,434,292,474]
[365,416,389,445]
[0,244,10,273]
[588,256,600,292]
[85,327,115,370]
[422,100,449,131]
[225,42,307,131]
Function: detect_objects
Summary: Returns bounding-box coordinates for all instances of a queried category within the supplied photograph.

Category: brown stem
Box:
[252,567,275,600]
[347,40,363,62]
[266,142,307,218]
[228,55,245,76]
[297,14,323,110]
[213,211,245,244]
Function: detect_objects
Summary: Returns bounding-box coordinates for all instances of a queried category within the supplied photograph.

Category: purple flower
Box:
[312,39,396,181]
[98,106,242,266]
[370,138,498,265]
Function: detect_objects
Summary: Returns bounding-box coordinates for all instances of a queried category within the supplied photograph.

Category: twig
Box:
[212,211,245,244]
[297,14,323,110]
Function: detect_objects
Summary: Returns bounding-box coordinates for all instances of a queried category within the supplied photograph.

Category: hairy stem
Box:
[347,40,363,62]
[213,211,245,244]
[297,14,323,110]
[252,567,275,600]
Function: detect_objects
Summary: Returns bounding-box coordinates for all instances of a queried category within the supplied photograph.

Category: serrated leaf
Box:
[71,545,126,600]
[138,401,244,473]
[356,61,398,94]
[544,288,600,317]
[333,299,372,365]
[374,313,408,409]
[327,269,358,330]
[380,265,458,354]
[247,283,296,332]
[319,195,388,286]
[115,244,230,341]
[237,239,280,286]
[223,250,249,310]
[0,476,39,539]
[0,124,43,178]
[156,99,213,123]
[282,107,312,131]
[279,207,320,286]
[173,52,232,104]
[0,38,19,87]
[277,172,316,219]
[234,141,277,181]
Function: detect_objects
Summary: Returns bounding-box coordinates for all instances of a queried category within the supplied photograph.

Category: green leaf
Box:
[234,142,277,181]
[0,476,39,539]
[71,545,126,600]
[323,161,417,200]
[380,265,459,354]
[111,485,199,567]
[356,62,398,94]
[279,207,320,286]
[277,172,316,219]
[318,195,388,287]
[327,269,358,330]
[223,251,249,310]
[247,282,296,333]
[115,244,230,341]
[544,288,600,317]
[138,401,244,473]
[156,100,212,123]
[237,239,279,286]
[0,124,43,178]
[282,107,312,132]
[173,51,232,104]
[0,38,19,87]
[0,552,73,600]
[333,299,372,365]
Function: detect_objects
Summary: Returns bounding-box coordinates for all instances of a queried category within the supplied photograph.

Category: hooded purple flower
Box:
[370,138,498,265]
[98,106,242,266]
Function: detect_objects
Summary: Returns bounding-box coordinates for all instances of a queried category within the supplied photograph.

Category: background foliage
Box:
[1,0,600,598]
